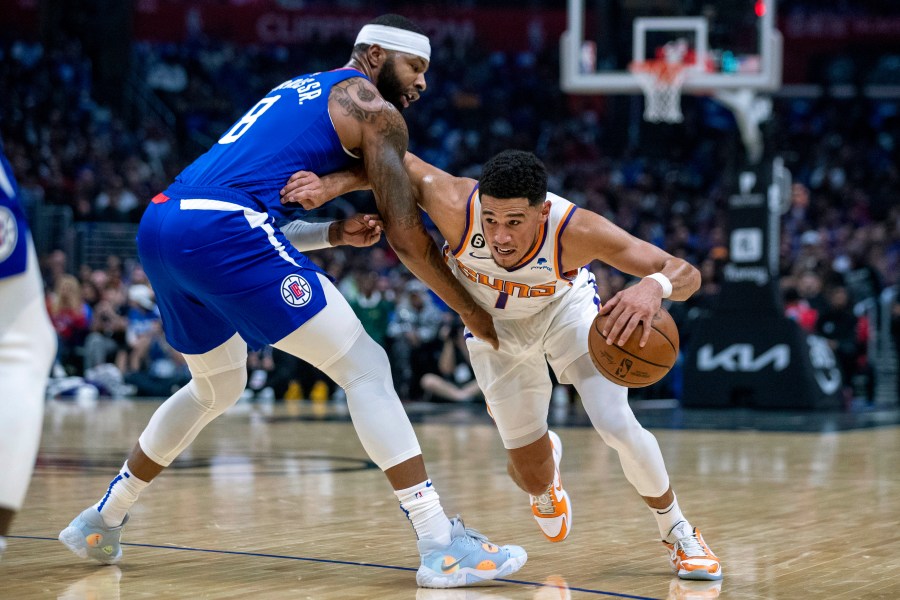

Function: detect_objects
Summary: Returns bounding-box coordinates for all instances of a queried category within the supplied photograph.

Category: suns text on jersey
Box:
[455,261,556,298]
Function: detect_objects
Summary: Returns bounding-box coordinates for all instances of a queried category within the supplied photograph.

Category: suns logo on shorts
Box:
[281,274,312,307]
[0,206,18,263]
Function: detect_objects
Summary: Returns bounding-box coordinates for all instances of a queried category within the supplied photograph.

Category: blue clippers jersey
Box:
[0,144,29,279]
[173,68,365,219]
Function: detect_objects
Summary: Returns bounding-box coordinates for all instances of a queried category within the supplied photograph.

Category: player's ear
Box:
[539,201,551,222]
[367,44,387,70]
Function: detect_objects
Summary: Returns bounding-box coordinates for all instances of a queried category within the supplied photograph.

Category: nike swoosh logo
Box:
[554,484,564,503]
[467,252,493,259]
[441,553,471,572]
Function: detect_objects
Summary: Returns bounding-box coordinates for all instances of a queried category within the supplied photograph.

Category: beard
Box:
[376,57,407,112]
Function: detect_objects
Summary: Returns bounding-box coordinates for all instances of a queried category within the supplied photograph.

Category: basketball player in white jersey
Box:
[0,141,57,560]
[282,149,723,581]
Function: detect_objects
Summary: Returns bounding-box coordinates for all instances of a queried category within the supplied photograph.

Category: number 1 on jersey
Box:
[218,96,281,144]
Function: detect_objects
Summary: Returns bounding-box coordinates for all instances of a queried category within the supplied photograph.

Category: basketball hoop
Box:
[629,59,689,124]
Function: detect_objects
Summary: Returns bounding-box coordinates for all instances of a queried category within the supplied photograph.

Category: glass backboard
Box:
[561,0,782,94]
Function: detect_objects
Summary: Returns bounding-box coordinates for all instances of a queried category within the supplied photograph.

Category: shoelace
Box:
[532,484,556,515]
[675,531,706,558]
[457,523,498,555]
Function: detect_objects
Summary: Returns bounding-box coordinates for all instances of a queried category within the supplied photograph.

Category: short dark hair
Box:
[479,150,548,206]
[353,14,427,54]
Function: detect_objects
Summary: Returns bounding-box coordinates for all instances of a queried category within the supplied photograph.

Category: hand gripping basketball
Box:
[588,308,679,388]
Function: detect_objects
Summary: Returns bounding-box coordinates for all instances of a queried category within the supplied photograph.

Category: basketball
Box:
[588,308,679,388]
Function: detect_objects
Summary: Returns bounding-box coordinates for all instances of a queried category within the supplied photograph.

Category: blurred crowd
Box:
[1,21,898,404]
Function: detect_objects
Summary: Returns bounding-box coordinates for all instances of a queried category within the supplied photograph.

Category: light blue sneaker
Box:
[59,508,129,564]
[416,517,527,588]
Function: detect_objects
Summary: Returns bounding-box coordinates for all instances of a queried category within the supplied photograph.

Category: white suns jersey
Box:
[443,185,588,319]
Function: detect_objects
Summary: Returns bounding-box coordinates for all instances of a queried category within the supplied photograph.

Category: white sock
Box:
[92,461,150,527]
[651,496,691,542]
[0,536,6,557]
[394,480,452,546]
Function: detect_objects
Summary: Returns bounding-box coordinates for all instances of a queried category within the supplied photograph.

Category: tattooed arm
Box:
[328,78,498,349]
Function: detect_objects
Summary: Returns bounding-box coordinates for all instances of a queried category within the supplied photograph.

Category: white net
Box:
[629,60,688,123]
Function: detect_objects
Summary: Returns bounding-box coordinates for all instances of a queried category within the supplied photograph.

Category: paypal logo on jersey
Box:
[531,257,552,272]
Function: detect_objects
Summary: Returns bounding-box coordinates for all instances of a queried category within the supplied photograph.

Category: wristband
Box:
[281,220,333,252]
[645,272,673,298]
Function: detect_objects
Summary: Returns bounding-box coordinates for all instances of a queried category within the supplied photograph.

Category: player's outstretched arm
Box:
[328,78,498,349]
[280,163,368,210]
[280,152,473,241]
[281,214,383,251]
[563,209,701,346]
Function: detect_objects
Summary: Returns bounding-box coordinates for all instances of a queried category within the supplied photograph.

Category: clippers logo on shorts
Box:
[0,206,18,262]
[281,274,312,307]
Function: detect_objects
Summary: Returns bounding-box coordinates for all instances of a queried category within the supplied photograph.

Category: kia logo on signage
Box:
[697,343,790,372]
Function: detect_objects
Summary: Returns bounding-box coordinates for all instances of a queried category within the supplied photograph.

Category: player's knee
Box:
[327,333,391,391]
[597,415,647,452]
[194,366,248,413]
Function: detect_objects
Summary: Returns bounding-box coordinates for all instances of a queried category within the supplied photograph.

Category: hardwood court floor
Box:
[3,399,899,599]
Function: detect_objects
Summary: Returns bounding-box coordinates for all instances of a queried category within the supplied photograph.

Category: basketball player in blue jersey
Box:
[282,149,724,582]
[0,140,57,560]
[59,15,526,589]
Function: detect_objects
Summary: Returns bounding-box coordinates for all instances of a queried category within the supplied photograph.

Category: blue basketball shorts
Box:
[137,190,328,355]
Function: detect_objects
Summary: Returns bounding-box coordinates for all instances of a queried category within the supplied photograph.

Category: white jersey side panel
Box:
[444,186,583,319]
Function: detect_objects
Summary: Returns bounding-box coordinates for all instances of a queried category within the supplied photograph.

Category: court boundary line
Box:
[10,535,660,599]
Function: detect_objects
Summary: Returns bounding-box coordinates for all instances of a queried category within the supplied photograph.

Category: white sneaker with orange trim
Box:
[530,430,571,542]
[663,521,722,581]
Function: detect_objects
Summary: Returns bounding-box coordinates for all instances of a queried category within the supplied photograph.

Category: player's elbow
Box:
[386,227,429,262]
[684,263,702,297]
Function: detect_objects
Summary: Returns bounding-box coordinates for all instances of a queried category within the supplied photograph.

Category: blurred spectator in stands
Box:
[94,174,140,222]
[141,120,175,178]
[796,270,829,316]
[816,285,870,404]
[83,287,128,372]
[104,255,129,298]
[420,316,481,403]
[783,183,814,242]
[124,319,190,397]
[122,284,189,395]
[843,245,884,306]
[348,270,395,347]
[387,280,445,399]
[784,287,819,333]
[42,250,68,292]
[790,231,831,278]
[146,47,189,95]
[47,274,91,374]
[78,272,101,308]
[123,284,160,372]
